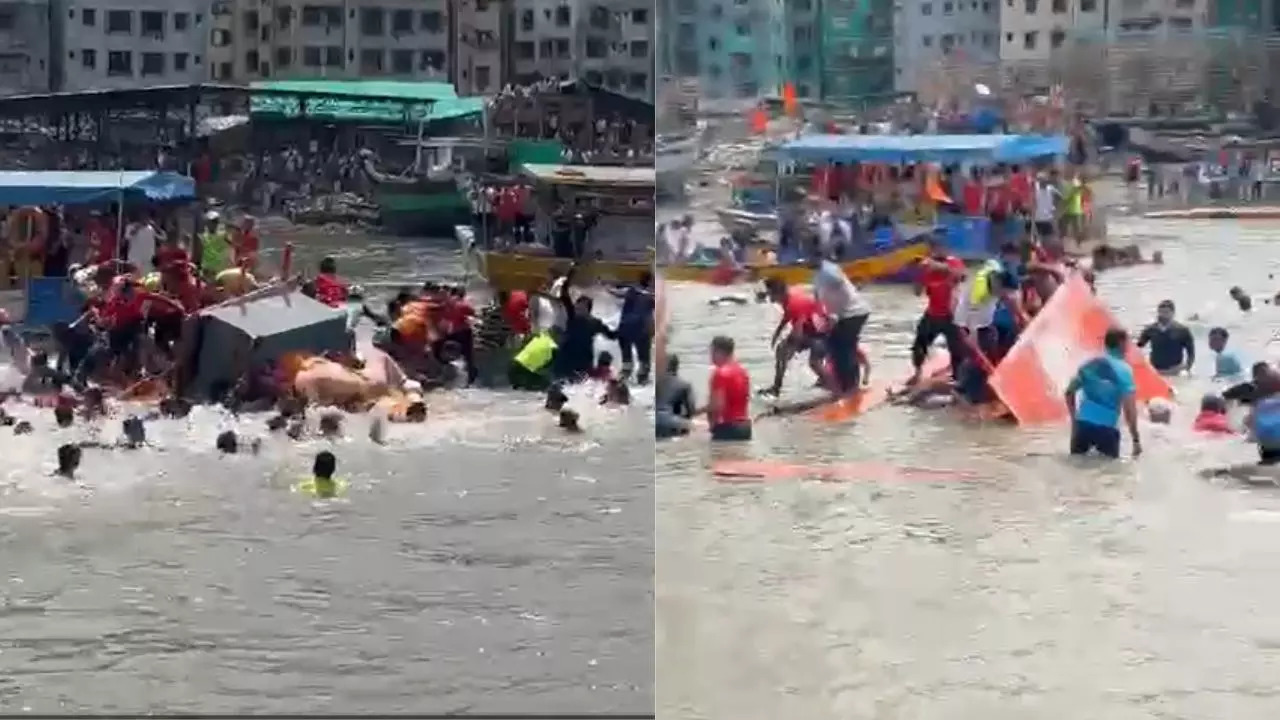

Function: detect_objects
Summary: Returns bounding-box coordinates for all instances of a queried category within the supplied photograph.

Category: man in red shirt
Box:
[232,216,260,272]
[500,289,531,337]
[310,256,349,307]
[761,277,829,397]
[910,235,966,384]
[707,335,751,441]
[85,211,118,265]
[432,289,478,385]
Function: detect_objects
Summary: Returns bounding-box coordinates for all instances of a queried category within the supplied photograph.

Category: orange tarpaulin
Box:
[988,274,1173,425]
[924,168,952,204]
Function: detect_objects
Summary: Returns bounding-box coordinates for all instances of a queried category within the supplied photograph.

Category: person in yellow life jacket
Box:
[509,329,557,391]
[199,210,231,276]
[295,450,346,499]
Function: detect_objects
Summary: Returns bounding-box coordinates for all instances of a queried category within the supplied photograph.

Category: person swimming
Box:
[53,404,74,428]
[295,451,344,498]
[216,429,262,455]
[1193,393,1234,434]
[545,384,569,412]
[600,378,631,406]
[318,412,343,438]
[55,443,81,478]
[558,408,582,433]
[1229,286,1253,312]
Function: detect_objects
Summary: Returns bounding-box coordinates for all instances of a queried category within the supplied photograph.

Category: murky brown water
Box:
[0,233,653,714]
[657,217,1280,719]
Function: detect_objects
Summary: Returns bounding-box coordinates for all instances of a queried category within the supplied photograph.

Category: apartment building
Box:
[509,0,652,100]
[661,0,787,101]
[0,0,52,95]
[53,0,209,92]
[206,0,452,86]
[895,0,1000,93]
[452,0,501,95]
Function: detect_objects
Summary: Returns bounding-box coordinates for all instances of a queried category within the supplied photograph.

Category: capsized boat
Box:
[467,162,655,292]
[660,237,928,286]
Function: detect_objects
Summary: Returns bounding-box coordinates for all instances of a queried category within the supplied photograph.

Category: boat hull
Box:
[661,242,929,286]
[716,206,779,233]
[373,186,472,236]
[479,252,655,292]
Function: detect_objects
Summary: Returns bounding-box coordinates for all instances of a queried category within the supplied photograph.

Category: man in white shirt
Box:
[1032,175,1060,241]
[125,214,157,273]
[812,256,871,395]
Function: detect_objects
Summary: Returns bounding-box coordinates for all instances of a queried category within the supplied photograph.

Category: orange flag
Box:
[749,107,768,134]
[782,83,798,116]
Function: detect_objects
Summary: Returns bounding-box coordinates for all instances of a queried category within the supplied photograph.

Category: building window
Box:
[245,49,259,73]
[82,8,96,26]
[169,52,186,71]
[1023,30,1037,48]
[796,0,812,9]
[921,2,932,14]
[555,5,571,25]
[475,65,491,91]
[211,29,231,47]
[794,25,812,42]
[141,52,165,76]
[1051,29,1066,46]
[538,39,553,58]
[419,49,444,71]
[631,40,649,57]
[940,33,954,50]
[516,41,534,59]
[271,47,289,68]
[735,22,749,35]
[324,46,342,66]
[520,9,534,30]
[1080,0,1096,9]
[391,49,413,73]
[632,8,648,23]
[922,34,932,46]
[628,73,647,92]
[797,55,812,71]
[303,46,322,66]
[107,10,132,34]
[359,48,383,73]
[418,11,441,31]
[361,8,383,35]
[1024,0,1038,11]
[1052,0,1066,11]
[555,38,569,57]
[710,4,723,18]
[81,49,97,69]
[589,5,610,29]
[943,1,953,12]
[392,9,412,33]
[107,50,132,75]
[1169,15,1193,27]
[982,0,991,10]
[586,37,606,57]
[302,6,323,25]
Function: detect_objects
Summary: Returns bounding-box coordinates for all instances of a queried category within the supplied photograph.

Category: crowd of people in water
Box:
[656,223,1280,476]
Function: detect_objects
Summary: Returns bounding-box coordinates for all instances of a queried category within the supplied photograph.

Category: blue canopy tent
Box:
[778,134,1069,165]
[0,171,197,207]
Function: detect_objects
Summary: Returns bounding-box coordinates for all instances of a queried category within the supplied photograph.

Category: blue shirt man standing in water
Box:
[1065,327,1142,459]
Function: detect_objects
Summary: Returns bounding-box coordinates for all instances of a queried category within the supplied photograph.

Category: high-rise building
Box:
[0,0,52,95]
[452,0,501,95]
[821,0,895,101]
[205,0,454,86]
[509,0,654,101]
[53,0,208,92]
[894,0,1000,94]
[660,0,788,100]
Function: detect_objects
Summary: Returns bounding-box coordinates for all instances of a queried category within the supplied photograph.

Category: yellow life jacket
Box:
[514,332,557,372]
[141,272,162,291]
[968,259,1004,306]
[293,476,348,498]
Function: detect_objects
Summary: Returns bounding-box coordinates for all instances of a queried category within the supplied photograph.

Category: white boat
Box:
[656,130,700,197]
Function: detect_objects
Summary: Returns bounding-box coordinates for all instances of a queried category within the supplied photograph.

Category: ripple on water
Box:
[658,215,1280,719]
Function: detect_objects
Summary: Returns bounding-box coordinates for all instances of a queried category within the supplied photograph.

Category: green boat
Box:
[361,142,471,237]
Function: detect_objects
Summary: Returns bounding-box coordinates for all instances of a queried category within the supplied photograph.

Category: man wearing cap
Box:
[199,210,231,276]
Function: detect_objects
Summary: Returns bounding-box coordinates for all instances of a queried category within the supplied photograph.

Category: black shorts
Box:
[107,321,144,356]
[1260,447,1280,465]
[1070,420,1121,459]
[710,421,752,442]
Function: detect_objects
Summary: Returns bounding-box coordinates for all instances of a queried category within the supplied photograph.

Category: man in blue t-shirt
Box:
[989,242,1025,358]
[1064,327,1142,459]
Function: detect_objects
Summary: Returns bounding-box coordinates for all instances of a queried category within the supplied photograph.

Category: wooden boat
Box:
[660,240,928,286]
[470,162,655,292]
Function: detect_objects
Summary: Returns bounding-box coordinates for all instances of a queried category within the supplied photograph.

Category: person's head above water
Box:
[1209,326,1230,353]
[56,443,81,476]
[762,277,788,304]
[12,420,32,435]
[1156,299,1175,325]
[558,408,581,433]
[159,396,192,419]
[1252,361,1275,384]
[318,412,343,437]
[665,353,680,375]
[313,450,337,479]
[121,416,146,447]
[1201,392,1228,415]
[1103,327,1128,358]
[710,335,736,366]
[1147,399,1172,424]
[53,404,73,428]
[215,430,239,454]
[545,384,569,412]
[1229,286,1253,311]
